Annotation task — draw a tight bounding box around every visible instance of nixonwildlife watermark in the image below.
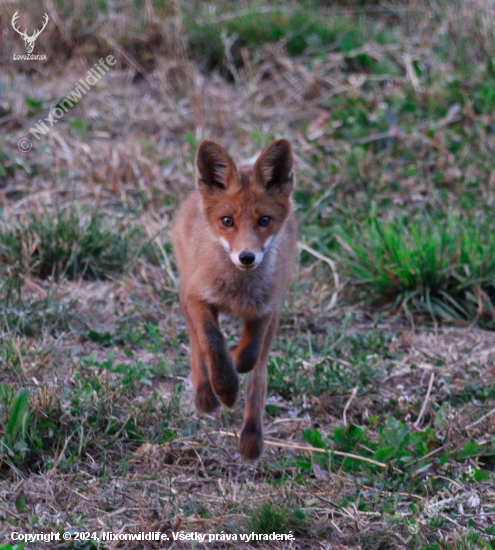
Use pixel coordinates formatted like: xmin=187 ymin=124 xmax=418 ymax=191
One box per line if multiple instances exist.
xmin=392 ymin=456 xmax=488 ymax=545
xmin=18 ymin=56 xmax=116 ymax=152
xmin=12 ymin=10 xmax=48 ymax=60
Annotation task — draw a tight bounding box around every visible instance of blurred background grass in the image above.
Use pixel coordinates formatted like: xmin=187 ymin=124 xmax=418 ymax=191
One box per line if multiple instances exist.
xmin=2 ymin=0 xmax=495 ymax=324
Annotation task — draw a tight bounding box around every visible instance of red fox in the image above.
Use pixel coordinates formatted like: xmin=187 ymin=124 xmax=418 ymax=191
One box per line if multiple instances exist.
xmin=172 ymin=139 xmax=298 ymax=460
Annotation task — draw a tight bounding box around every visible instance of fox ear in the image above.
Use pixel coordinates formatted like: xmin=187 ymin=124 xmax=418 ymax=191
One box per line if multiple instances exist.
xmin=253 ymin=139 xmax=294 ymax=194
xmin=196 ymin=140 xmax=237 ymax=194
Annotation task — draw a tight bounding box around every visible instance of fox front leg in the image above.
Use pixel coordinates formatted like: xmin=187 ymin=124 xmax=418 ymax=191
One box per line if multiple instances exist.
xmin=181 ymin=297 xmax=220 ymax=413
xmin=184 ymin=296 xmax=239 ymax=408
xmin=232 ymin=316 xmax=273 ymax=374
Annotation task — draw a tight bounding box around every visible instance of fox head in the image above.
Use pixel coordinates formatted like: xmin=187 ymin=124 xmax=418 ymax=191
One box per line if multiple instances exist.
xmin=196 ymin=139 xmax=295 ymax=271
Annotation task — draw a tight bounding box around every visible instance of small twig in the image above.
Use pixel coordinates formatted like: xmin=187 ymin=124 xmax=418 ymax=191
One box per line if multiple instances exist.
xmin=343 ymin=386 xmax=358 ymax=427
xmin=403 ymin=53 xmax=421 ymax=91
xmin=352 ymin=126 xmax=403 ymax=145
xmin=69 ymin=488 xmax=91 ymax=501
xmin=465 ymin=406 xmax=495 ymax=431
xmin=203 ymin=426 xmax=234 ymax=460
xmin=207 ymin=6 xmax=289 ymax=25
xmin=414 ymin=372 xmax=435 ymax=429
xmin=46 ymin=435 xmax=73 ymax=476
xmin=142 ymin=225 xmax=178 ymax=288
xmin=0 ymin=503 xmax=25 ymax=522
xmin=299 ymin=242 xmax=339 ymax=309
xmin=218 ymin=431 xmax=388 ymax=469
xmin=180 ymin=513 xmax=243 ymax=524
xmin=220 ymin=31 xmax=242 ymax=90
xmin=410 ymin=443 xmax=452 ymax=466
xmin=99 ymin=34 xmax=159 ymax=93
xmin=265 ymin=416 xmax=308 ymax=433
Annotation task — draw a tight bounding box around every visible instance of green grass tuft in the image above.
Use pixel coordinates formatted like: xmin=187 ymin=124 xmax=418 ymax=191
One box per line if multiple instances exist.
xmin=336 ymin=208 xmax=495 ymax=324
xmin=187 ymin=7 xmax=393 ymax=73
xmin=244 ymin=501 xmax=307 ymax=539
xmin=0 ymin=275 xmax=75 ymax=337
xmin=0 ymin=386 xmax=31 ymax=469
xmin=0 ymin=209 xmax=137 ymax=280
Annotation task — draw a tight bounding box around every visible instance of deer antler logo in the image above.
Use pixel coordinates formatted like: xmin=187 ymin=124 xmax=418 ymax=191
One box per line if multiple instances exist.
xmin=12 ymin=10 xmax=49 ymax=54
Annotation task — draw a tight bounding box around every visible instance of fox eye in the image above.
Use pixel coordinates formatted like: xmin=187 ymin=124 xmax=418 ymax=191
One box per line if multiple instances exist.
xmin=221 ymin=216 xmax=234 ymax=227
xmin=259 ymin=216 xmax=271 ymax=227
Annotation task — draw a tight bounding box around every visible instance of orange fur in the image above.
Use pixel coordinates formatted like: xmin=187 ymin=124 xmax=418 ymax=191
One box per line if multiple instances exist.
xmin=172 ymin=139 xmax=298 ymax=460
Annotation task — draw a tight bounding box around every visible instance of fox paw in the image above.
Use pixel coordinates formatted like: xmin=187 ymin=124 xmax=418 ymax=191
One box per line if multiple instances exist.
xmin=211 ymin=365 xmax=239 ymax=408
xmin=195 ymin=380 xmax=221 ymax=414
xmin=239 ymin=420 xmax=264 ymax=460
xmin=231 ymin=344 xmax=258 ymax=374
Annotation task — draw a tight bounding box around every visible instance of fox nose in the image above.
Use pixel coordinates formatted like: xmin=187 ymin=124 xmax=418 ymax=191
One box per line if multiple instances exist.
xmin=239 ymin=251 xmax=256 ymax=266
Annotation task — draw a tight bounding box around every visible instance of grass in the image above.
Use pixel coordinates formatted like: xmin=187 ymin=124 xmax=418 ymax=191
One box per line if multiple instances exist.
xmin=0 ymin=276 xmax=74 ymax=337
xmin=0 ymin=365 xmax=187 ymax=473
xmin=186 ymin=7 xmax=393 ymax=73
xmin=1 ymin=0 xmax=495 ymax=548
xmin=336 ymin=209 xmax=495 ymax=324
xmin=0 ymin=209 xmax=137 ymax=280
xmin=0 ymin=387 xmax=30 ymax=469
xmin=267 ymin=326 xmax=389 ymax=407
xmin=244 ymin=500 xmax=308 ymax=540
